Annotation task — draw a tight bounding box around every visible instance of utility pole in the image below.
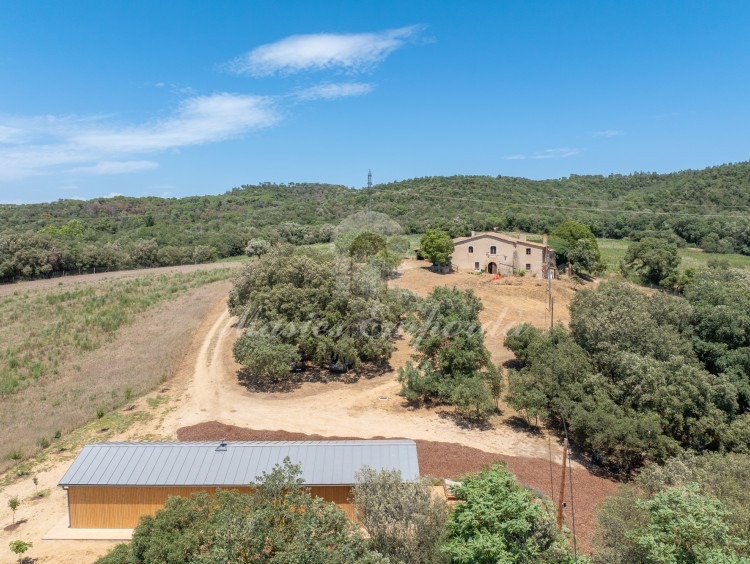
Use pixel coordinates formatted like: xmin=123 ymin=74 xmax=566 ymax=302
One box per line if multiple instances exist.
xmin=556 ymin=438 xmax=568 ymax=530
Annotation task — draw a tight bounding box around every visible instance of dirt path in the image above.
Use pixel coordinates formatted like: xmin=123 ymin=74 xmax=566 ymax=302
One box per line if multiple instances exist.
xmin=158 ymin=303 xmax=559 ymax=462
xmin=0 ymin=259 xmax=614 ymax=562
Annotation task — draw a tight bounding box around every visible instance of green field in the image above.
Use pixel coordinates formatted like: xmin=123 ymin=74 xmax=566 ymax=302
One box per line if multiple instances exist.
xmin=597 ymin=238 xmax=750 ymax=272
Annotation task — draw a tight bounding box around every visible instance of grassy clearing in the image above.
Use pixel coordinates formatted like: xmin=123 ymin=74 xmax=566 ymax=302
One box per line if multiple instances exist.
xmin=0 ymin=269 xmax=233 ymax=473
xmin=0 ymin=407 xmax=153 ymax=489
xmin=597 ymin=238 xmax=750 ymax=273
xmin=0 ymin=268 xmax=234 ymax=397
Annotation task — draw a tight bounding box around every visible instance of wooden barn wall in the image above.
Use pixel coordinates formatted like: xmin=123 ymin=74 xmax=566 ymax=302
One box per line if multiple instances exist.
xmin=67 ymin=485 xmax=354 ymax=528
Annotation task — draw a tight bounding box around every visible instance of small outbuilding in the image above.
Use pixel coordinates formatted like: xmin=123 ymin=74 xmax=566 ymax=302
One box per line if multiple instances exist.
xmin=58 ymin=440 xmax=419 ymax=529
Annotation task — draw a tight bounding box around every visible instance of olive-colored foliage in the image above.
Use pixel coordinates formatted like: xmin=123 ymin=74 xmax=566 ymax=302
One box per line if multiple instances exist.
xmin=349 ymin=232 xmax=387 ymax=261
xmin=621 ymin=237 xmax=681 ymax=285
xmin=245 ymin=238 xmax=270 ymax=259
xmin=232 ymin=332 xmax=299 ymax=382
xmin=593 ymin=453 xmax=750 ymax=563
xmin=419 ymin=229 xmax=454 ymax=266
xmin=507 ymin=279 xmax=749 ymax=471
xmin=96 ymin=459 xmax=383 ymax=564
xmin=353 ymin=467 xmax=449 ymax=564
xmin=443 ymin=464 xmax=580 ymax=563
xmin=399 ymin=286 xmax=500 ymax=421
xmin=229 ymin=246 xmax=408 ymax=385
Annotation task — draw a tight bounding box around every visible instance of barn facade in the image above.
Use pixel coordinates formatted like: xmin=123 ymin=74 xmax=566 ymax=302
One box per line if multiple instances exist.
xmin=58 ymin=440 xmax=419 ymax=529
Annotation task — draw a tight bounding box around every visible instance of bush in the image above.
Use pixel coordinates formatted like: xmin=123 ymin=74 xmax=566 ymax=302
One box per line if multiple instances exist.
xmin=96 ymin=459 xmax=383 ymax=563
xmin=443 ymin=464 xmax=578 ymax=563
xmin=353 ymin=467 xmax=449 ymax=563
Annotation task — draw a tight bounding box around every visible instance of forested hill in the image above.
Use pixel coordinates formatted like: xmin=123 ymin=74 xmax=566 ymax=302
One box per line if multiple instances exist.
xmin=2 ymin=161 xmax=750 ymax=278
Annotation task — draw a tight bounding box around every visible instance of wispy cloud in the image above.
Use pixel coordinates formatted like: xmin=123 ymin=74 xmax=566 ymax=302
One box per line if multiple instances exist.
xmin=0 ymin=93 xmax=278 ymax=181
xmin=593 ymin=129 xmax=624 ymax=138
xmin=228 ymin=26 xmax=423 ymax=76
xmin=533 ymin=148 xmax=581 ymax=159
xmin=70 ymin=160 xmax=159 ymax=175
xmin=294 ymin=82 xmax=374 ymax=101
xmin=505 ymin=148 xmax=581 ymax=161
xmin=71 ymin=94 xmax=278 ymax=153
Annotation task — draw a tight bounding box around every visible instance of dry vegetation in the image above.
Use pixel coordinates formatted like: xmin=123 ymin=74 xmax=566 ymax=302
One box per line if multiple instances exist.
xmin=0 ymin=268 xmax=236 ymax=473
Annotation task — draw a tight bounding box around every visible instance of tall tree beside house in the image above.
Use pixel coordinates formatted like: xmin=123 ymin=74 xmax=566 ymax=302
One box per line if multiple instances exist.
xmin=419 ymin=229 xmax=454 ymax=266
xmin=549 ymin=220 xmax=603 ymax=270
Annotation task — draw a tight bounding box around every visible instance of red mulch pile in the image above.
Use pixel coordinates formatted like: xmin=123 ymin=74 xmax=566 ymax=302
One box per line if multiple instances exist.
xmin=178 ymin=421 xmax=619 ymax=553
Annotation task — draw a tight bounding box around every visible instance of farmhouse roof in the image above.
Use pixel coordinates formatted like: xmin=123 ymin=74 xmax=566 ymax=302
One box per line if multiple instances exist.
xmin=453 ymin=232 xmax=547 ymax=248
xmin=58 ymin=440 xmax=420 ymax=487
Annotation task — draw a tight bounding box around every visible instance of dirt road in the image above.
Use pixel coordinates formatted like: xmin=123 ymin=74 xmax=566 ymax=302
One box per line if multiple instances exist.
xmin=0 ymin=259 xmax=613 ymax=562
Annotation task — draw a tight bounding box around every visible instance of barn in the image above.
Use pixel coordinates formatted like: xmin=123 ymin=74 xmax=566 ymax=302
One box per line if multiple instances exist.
xmin=58 ymin=439 xmax=420 ymax=529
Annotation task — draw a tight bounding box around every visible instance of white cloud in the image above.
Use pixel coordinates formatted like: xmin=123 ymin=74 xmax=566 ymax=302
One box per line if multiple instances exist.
xmin=0 ymin=93 xmax=278 ymax=181
xmin=70 ymin=160 xmax=159 ymax=175
xmin=504 ymin=148 xmax=582 ymax=161
xmin=72 ymin=93 xmax=278 ymax=152
xmin=593 ymin=129 xmax=624 ymax=138
xmin=294 ymin=82 xmax=374 ymax=101
xmin=229 ymin=26 xmax=422 ymax=76
xmin=533 ymin=148 xmax=581 ymax=159
xmin=103 ymin=192 xmax=124 ymax=198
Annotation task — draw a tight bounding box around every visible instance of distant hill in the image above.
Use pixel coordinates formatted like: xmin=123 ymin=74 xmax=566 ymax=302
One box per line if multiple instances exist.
xmin=2 ymin=161 xmax=750 ymax=278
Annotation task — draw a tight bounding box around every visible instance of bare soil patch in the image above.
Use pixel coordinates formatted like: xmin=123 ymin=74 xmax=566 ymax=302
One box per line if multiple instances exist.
xmin=178 ymin=422 xmax=617 ymax=553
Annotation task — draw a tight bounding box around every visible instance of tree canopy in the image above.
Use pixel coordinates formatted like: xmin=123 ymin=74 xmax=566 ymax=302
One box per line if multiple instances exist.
xmin=505 ymin=278 xmax=750 ymax=472
xmin=229 ymin=246 xmax=412 ymax=386
xmin=419 ymin=229 xmax=454 ymax=266
xmin=443 ymin=464 xmax=579 ymax=563
xmin=622 ymin=237 xmax=681 ymax=285
xmin=96 ymin=459 xmax=383 ymax=564
xmin=399 ymin=286 xmax=501 ymax=421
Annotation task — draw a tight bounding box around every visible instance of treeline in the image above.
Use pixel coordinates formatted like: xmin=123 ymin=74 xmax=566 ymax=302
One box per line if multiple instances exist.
xmin=2 ymin=161 xmax=750 ymax=278
xmin=506 ymin=267 xmax=750 ymax=473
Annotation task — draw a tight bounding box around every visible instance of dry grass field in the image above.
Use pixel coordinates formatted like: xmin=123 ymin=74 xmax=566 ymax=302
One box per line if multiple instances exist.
xmin=0 ymin=266 xmax=239 ymax=473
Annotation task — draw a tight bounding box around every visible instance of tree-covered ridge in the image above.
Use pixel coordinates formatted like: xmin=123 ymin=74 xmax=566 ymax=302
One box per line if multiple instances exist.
xmin=2 ymin=160 xmax=750 ymax=241
xmin=4 ymin=161 xmax=750 ymax=279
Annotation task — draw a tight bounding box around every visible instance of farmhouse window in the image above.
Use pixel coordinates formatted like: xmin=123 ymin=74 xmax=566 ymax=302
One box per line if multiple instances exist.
xmin=468 ymin=246 xmax=474 ymax=253
xmin=490 ymin=246 xmax=497 ymax=254
xmin=525 ymin=263 xmax=531 ymax=271
xmin=526 ymin=248 xmax=532 ymax=255
xmin=474 ymin=262 xmax=480 ymax=271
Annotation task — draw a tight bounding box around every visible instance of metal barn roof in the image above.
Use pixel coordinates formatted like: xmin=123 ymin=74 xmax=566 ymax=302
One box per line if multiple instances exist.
xmin=58 ymin=440 xmax=419 ymax=487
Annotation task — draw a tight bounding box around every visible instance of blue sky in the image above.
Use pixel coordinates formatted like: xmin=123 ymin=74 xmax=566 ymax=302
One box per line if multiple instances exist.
xmin=1 ymin=1 xmax=749 ymax=203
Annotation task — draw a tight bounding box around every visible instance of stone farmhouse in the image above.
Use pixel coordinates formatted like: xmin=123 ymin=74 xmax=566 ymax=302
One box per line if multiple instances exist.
xmin=452 ymin=231 xmax=555 ymax=279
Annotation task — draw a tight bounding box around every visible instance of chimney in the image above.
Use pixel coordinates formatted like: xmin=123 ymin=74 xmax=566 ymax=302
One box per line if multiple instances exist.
xmin=543 ymin=234 xmax=548 ymax=246
xmin=519 ymin=233 xmax=527 ymax=242
xmin=471 ymin=230 xmax=475 ymax=237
